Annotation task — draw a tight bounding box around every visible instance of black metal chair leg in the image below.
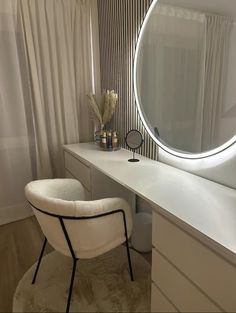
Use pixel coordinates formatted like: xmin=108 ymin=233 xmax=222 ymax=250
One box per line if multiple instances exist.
xmin=32 ymin=237 xmax=47 ymax=284
xmin=125 ymin=236 xmax=134 ymax=281
xmin=122 ymin=211 xmax=134 ymax=282
xmin=66 ymin=258 xmax=78 ymax=313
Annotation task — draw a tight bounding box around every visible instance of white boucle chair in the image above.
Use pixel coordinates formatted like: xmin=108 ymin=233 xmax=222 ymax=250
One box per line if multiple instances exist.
xmin=25 ymin=178 xmax=133 ymax=313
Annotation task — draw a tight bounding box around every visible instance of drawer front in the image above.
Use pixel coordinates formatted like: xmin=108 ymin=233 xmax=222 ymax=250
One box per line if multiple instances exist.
xmin=152 ymin=249 xmax=220 ymax=312
xmin=64 ymin=151 xmax=91 ymax=190
xmin=65 ymin=170 xmax=91 ymax=200
xmin=153 ymin=212 xmax=236 ymax=312
xmin=151 ymin=283 xmax=177 ymax=312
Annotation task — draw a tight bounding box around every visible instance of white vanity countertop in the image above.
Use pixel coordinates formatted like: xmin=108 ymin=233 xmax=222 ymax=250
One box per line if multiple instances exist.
xmin=64 ymin=143 xmax=236 ymax=264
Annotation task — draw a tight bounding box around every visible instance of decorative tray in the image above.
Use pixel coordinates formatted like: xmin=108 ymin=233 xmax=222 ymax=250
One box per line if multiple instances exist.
xmin=99 ymin=146 xmax=121 ymax=152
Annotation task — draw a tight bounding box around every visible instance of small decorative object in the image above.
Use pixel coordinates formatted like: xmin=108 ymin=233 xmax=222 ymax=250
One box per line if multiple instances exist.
xmin=107 ymin=130 xmax=112 ymax=149
xmin=101 ymin=131 xmax=107 ymax=149
xmin=87 ymin=90 xmax=118 ymax=133
xmin=98 ymin=129 xmax=120 ymax=151
xmin=112 ymin=131 xmax=118 ymax=148
xmin=87 ymin=90 xmax=120 ymax=151
xmin=125 ymin=129 xmax=144 ymax=162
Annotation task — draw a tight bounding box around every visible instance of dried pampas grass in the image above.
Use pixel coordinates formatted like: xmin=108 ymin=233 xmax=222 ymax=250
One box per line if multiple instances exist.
xmin=87 ymin=93 xmax=102 ymax=124
xmin=87 ymin=90 xmax=118 ymax=126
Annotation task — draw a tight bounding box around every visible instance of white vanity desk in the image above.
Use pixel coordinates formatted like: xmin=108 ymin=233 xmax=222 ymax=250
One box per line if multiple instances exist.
xmin=63 ymin=142 xmax=236 ymax=313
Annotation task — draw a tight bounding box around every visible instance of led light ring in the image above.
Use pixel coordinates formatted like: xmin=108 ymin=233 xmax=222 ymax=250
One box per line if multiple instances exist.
xmin=133 ymin=0 xmax=236 ymax=159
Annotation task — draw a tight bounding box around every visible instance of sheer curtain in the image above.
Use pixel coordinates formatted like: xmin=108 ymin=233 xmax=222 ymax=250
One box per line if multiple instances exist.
xmin=202 ymin=14 xmax=233 ymax=150
xmin=141 ymin=4 xmax=206 ymax=152
xmin=0 ymin=0 xmax=34 ymax=224
xmin=0 ymin=0 xmax=101 ymax=225
xmin=20 ymin=0 xmax=101 ymax=178
xmin=140 ymin=4 xmax=233 ymax=153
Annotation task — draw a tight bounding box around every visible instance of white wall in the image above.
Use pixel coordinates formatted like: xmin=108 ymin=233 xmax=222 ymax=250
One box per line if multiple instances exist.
xmin=159 ymin=143 xmax=236 ymax=189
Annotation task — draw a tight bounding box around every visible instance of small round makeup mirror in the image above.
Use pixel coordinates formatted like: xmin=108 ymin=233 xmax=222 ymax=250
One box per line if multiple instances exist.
xmin=125 ymin=129 xmax=144 ymax=162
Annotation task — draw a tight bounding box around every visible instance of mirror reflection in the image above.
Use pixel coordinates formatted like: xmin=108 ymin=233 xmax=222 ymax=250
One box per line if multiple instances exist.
xmin=136 ymin=0 xmax=236 ymax=154
xmin=125 ymin=130 xmax=144 ymax=162
xmin=125 ymin=130 xmax=143 ymax=150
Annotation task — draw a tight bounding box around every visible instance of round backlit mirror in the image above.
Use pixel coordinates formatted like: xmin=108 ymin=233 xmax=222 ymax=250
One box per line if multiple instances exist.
xmin=134 ymin=0 xmax=236 ymax=159
xmin=125 ymin=129 xmax=144 ymax=162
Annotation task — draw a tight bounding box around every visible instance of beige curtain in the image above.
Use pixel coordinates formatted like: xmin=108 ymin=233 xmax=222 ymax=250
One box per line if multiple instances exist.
xmin=0 ymin=0 xmax=100 ymax=225
xmin=19 ymin=0 xmax=101 ymax=178
xmin=202 ymin=14 xmax=233 ymax=151
xmin=140 ymin=4 xmax=206 ymax=153
xmin=0 ymin=0 xmax=35 ymax=225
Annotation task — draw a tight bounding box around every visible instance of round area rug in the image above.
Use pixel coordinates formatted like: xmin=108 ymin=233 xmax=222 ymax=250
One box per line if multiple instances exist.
xmin=13 ymin=246 xmax=151 ymax=312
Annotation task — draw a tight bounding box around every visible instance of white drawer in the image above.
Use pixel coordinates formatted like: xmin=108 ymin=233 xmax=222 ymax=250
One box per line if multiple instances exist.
xmin=65 ymin=170 xmax=91 ymax=200
xmin=64 ymin=151 xmax=91 ymax=191
xmin=152 ymin=249 xmax=220 ymax=312
xmin=151 ymin=282 xmax=177 ymax=312
xmin=153 ymin=212 xmax=236 ymax=312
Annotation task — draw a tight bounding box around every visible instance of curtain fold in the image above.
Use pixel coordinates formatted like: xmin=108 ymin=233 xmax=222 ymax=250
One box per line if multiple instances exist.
xmin=0 ymin=0 xmax=34 ymax=225
xmin=19 ymin=0 xmax=101 ymax=178
xmin=0 ymin=0 xmax=101 ymax=225
xmin=202 ymin=14 xmax=233 ymax=150
xmin=74 ymin=0 xmax=101 ymax=143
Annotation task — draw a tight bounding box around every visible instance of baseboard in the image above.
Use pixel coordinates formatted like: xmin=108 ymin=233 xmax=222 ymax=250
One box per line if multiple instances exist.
xmin=0 ymin=202 xmax=33 ymax=226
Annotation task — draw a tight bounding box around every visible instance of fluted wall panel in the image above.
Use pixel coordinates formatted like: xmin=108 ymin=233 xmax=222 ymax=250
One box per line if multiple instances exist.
xmin=97 ymin=0 xmax=158 ymax=160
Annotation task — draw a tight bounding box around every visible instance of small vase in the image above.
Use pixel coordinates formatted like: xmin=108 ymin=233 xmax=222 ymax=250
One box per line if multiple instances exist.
xmin=94 ymin=124 xmax=105 ymax=145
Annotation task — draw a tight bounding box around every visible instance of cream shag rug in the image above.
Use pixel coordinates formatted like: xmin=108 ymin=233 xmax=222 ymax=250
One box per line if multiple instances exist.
xmin=13 ymin=246 xmax=151 ymax=312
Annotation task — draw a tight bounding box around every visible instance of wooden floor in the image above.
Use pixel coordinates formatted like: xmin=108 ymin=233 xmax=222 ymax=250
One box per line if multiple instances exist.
xmin=0 ymin=217 xmax=52 ymax=312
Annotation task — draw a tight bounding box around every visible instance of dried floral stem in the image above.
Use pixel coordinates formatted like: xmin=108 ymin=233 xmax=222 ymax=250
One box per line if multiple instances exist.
xmin=87 ymin=93 xmax=102 ymax=124
xmin=87 ymin=90 xmax=118 ymax=126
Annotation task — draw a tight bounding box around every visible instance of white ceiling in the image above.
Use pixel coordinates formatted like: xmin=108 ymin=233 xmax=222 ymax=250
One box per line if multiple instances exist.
xmin=159 ymin=0 xmax=236 ymax=18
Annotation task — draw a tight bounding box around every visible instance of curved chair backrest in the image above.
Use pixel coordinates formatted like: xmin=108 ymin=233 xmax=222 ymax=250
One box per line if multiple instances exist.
xmin=25 ymin=179 xmax=133 ymax=259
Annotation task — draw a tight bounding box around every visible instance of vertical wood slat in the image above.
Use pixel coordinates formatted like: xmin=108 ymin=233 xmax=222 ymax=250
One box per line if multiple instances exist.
xmin=97 ymin=0 xmax=157 ymax=160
